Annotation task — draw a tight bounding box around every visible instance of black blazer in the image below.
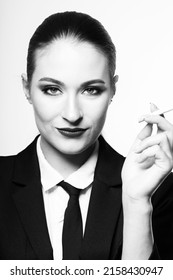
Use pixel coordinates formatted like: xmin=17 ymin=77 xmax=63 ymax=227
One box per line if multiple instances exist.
xmin=0 ymin=136 xmax=172 ymax=259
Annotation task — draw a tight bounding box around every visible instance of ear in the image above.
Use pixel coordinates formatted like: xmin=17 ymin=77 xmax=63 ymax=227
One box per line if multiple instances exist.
xmin=109 ymin=74 xmax=119 ymax=104
xmin=21 ymin=73 xmax=32 ymax=104
xmin=114 ymin=74 xmax=119 ymax=84
xmin=113 ymin=74 xmax=119 ymax=95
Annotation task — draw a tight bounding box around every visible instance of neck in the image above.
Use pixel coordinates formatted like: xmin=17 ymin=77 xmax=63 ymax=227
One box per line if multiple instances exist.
xmin=40 ymin=137 xmax=96 ymax=178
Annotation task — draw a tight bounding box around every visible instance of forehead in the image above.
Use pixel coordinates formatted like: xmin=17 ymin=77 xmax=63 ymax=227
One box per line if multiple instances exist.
xmin=33 ymin=38 xmax=110 ymax=84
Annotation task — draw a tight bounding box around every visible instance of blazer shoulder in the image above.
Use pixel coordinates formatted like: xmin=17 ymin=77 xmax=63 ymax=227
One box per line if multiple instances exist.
xmin=0 ymin=155 xmax=16 ymax=177
xmin=0 ymin=155 xmax=16 ymax=167
xmin=0 ymin=137 xmax=39 ymax=184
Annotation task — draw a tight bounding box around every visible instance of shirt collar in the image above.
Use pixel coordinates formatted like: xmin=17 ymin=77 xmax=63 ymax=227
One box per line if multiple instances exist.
xmin=36 ymin=136 xmax=99 ymax=192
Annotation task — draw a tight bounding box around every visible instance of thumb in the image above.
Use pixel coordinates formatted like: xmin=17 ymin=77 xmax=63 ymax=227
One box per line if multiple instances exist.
xmin=137 ymin=123 xmax=153 ymax=141
xmin=129 ymin=123 xmax=153 ymax=152
xmin=150 ymin=103 xmax=164 ymax=133
xmin=150 ymin=102 xmax=159 ymax=113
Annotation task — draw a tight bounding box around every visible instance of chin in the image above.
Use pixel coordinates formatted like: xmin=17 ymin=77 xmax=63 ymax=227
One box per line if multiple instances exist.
xmin=59 ymin=147 xmax=88 ymax=156
xmin=57 ymin=141 xmax=93 ymax=156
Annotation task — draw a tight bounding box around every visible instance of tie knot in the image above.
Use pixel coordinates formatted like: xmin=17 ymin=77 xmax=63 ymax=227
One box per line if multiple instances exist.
xmin=60 ymin=181 xmax=81 ymax=197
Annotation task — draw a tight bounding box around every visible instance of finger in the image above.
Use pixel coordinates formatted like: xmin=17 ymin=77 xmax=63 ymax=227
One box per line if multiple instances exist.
xmin=150 ymin=102 xmax=159 ymax=113
xmin=138 ymin=114 xmax=172 ymax=132
xmin=137 ymin=123 xmax=153 ymax=141
xmin=129 ymin=123 xmax=153 ymax=153
xmin=150 ymin=102 xmax=164 ymax=120
xmin=136 ymin=145 xmax=171 ymax=171
xmin=137 ymin=145 xmax=173 ymax=173
xmin=149 ymin=103 xmax=164 ymax=134
xmin=149 ymin=103 xmax=164 ymax=117
xmin=136 ymin=145 xmax=161 ymax=163
xmin=135 ymin=132 xmax=172 ymax=159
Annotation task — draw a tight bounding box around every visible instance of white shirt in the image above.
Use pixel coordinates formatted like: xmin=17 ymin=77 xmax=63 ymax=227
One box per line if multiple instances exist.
xmin=36 ymin=137 xmax=99 ymax=260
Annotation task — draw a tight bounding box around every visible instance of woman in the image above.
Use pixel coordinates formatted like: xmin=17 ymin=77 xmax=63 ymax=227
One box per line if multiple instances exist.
xmin=0 ymin=11 xmax=173 ymax=260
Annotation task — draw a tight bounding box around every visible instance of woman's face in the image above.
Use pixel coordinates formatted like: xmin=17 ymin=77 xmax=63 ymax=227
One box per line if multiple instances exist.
xmin=24 ymin=38 xmax=114 ymax=156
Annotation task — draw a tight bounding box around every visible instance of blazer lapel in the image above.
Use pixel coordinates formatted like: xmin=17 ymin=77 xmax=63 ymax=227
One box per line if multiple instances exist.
xmin=11 ymin=136 xmax=124 ymax=260
xmin=11 ymin=137 xmax=53 ymax=260
xmin=81 ymin=136 xmax=125 ymax=259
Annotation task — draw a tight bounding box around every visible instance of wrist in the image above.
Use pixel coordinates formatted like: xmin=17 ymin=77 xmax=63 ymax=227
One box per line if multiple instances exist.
xmin=122 ymin=193 xmax=153 ymax=215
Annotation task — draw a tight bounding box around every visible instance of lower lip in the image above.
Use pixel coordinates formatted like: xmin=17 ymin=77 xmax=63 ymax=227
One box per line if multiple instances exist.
xmin=57 ymin=129 xmax=87 ymax=138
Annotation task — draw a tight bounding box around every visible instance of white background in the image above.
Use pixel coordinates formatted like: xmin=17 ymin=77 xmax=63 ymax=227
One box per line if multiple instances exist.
xmin=0 ymin=0 xmax=173 ymax=156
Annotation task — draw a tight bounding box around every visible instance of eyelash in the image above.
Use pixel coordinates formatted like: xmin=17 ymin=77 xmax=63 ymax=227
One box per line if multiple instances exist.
xmin=82 ymin=87 xmax=102 ymax=96
xmin=41 ymin=86 xmax=103 ymax=96
xmin=41 ymin=86 xmax=62 ymax=96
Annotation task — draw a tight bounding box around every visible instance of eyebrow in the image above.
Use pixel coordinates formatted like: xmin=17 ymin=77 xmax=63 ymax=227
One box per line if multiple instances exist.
xmin=38 ymin=77 xmax=106 ymax=87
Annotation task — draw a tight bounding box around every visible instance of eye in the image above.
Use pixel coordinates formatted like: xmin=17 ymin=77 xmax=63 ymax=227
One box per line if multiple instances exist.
xmin=82 ymin=87 xmax=102 ymax=96
xmin=41 ymin=86 xmax=62 ymax=96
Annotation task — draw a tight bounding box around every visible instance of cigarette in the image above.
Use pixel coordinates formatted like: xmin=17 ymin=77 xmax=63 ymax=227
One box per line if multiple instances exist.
xmin=151 ymin=108 xmax=173 ymax=115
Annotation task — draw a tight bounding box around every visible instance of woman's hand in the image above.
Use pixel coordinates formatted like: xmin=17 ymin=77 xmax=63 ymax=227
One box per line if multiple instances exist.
xmin=122 ymin=105 xmax=173 ymax=202
xmin=121 ymin=104 xmax=173 ymax=259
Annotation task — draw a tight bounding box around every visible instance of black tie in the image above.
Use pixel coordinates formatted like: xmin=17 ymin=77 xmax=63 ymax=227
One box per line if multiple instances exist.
xmin=61 ymin=181 xmax=83 ymax=259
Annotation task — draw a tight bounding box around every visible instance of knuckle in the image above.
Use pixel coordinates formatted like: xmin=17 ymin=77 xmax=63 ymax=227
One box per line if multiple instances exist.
xmin=169 ymin=157 xmax=173 ymax=168
xmin=160 ymin=132 xmax=167 ymax=141
xmin=154 ymin=144 xmax=160 ymax=152
xmin=167 ymin=131 xmax=173 ymax=142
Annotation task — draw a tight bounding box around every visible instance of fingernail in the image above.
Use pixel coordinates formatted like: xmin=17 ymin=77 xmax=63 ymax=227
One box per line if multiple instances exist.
xmin=150 ymin=102 xmax=159 ymax=113
xmin=138 ymin=115 xmax=145 ymax=123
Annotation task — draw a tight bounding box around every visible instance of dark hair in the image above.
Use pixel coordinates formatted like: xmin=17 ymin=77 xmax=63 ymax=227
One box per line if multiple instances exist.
xmin=27 ymin=11 xmax=116 ymax=87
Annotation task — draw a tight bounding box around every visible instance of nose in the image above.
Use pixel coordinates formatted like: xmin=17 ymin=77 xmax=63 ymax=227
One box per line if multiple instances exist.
xmin=61 ymin=95 xmax=83 ymax=124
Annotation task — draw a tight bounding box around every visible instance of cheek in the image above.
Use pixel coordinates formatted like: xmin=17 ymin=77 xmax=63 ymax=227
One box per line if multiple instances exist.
xmin=89 ymin=101 xmax=109 ymax=128
xmin=32 ymin=97 xmax=58 ymax=123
